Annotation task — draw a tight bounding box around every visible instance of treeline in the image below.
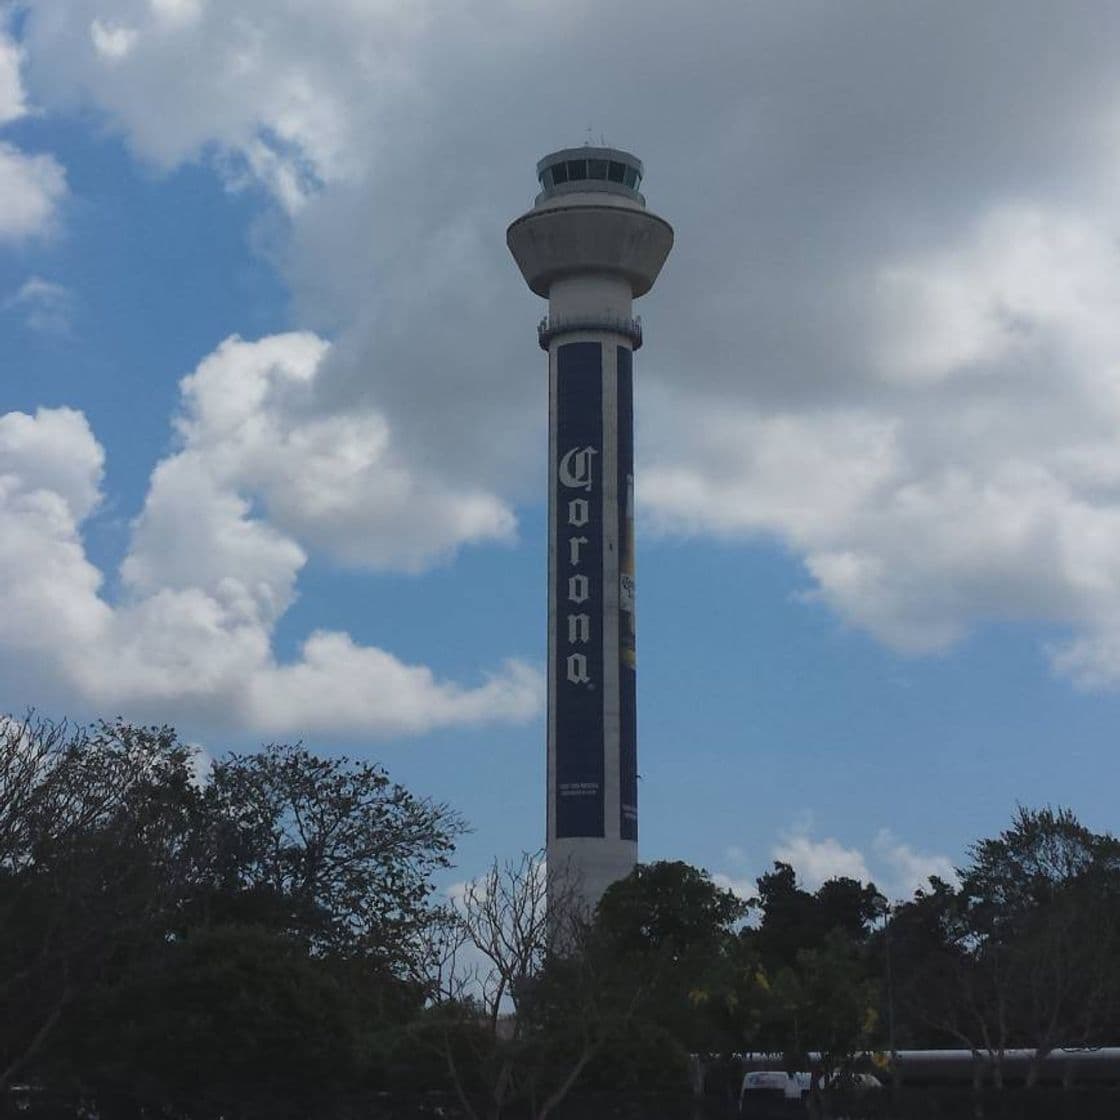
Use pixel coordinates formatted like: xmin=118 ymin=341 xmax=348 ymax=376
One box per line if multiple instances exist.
xmin=2 ymin=717 xmax=1120 ymax=1119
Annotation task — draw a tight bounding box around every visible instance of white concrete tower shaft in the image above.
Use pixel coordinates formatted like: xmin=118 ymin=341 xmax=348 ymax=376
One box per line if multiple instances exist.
xmin=507 ymin=147 xmax=673 ymax=915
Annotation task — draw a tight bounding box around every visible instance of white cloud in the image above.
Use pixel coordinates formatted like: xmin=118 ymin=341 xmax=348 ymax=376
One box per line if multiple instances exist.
xmin=186 ymin=741 xmax=214 ymax=787
xmin=0 ymin=407 xmax=103 ymax=519
xmin=248 ymin=634 xmax=541 ymax=736
xmin=0 ymin=410 xmax=110 ymax=675
xmin=90 ymin=19 xmax=138 ymax=62
xmin=0 ymin=142 xmax=65 ymax=241
xmin=714 ymin=822 xmax=957 ymax=903
xmin=123 ymin=462 xmax=306 ymax=625
xmin=872 ymin=829 xmax=958 ymax=897
xmin=0 ymin=24 xmax=66 ymax=242
xmin=772 ymin=831 xmax=872 ymax=890
xmin=642 ymin=403 xmax=901 ymax=546
xmin=711 ymin=845 xmax=760 ymax=902
xmin=149 ymin=0 xmax=204 ymax=29
xmin=0 ymin=335 xmax=540 ymax=736
xmin=27 ymin=0 xmax=375 ymax=191
xmin=129 ymin=332 xmax=516 ymax=578
xmin=20 ymin=0 xmax=1120 ymax=690
xmin=643 ymin=206 xmax=1120 ymax=668
xmin=1049 ymin=632 xmax=1120 ymax=690
xmin=875 ymin=206 xmax=1120 ymax=385
xmin=0 ymin=24 xmax=26 ymax=123
xmin=3 ymin=276 xmax=71 ymax=332
xmin=711 ymin=872 xmax=756 ymax=902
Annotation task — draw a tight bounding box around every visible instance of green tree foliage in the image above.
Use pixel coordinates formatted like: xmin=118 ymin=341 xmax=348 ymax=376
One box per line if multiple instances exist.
xmin=0 ymin=715 xmax=463 ymax=1108
xmin=765 ymin=931 xmax=883 ymax=1112
xmin=0 ymin=717 xmax=203 ymax=1090
xmin=747 ymin=865 xmax=886 ymax=1102
xmin=196 ymin=742 xmax=464 ymax=968
xmin=6 ymin=711 xmax=1120 ymax=1115
xmin=419 ymin=859 xmax=747 ymax=1119
xmin=597 ymin=860 xmax=748 ymax=959
xmin=69 ymin=925 xmax=369 ymax=1119
xmin=889 ymin=806 xmax=1120 ymax=1086
xmin=596 ymin=861 xmax=749 ymax=1057
xmin=755 ymin=862 xmax=885 ymax=971
xmin=588 ymin=861 xmax=889 ymax=1108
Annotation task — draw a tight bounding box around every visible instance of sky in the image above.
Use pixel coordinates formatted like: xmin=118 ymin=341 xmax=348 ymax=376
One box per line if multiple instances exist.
xmin=5 ymin=0 xmax=1120 ymax=904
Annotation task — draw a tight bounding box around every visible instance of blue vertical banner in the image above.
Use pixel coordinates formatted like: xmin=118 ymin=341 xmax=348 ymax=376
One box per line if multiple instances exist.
xmin=554 ymin=342 xmax=605 ymax=838
xmin=617 ymin=346 xmax=638 ymax=842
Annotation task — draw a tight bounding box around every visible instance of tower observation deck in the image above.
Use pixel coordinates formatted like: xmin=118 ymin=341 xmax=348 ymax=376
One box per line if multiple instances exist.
xmin=507 ymin=146 xmax=673 ymax=915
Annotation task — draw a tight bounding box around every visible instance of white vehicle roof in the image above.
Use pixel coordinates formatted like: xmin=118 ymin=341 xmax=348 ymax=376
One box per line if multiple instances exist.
xmin=740 ymin=1071 xmax=812 ymax=1100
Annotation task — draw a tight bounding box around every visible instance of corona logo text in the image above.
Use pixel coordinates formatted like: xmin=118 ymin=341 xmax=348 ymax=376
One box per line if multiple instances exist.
xmin=560 ymin=445 xmax=597 ymax=687
xmin=559 ymin=446 xmax=597 ymax=492
xmin=566 ymin=653 xmax=591 ymax=685
xmin=568 ymin=499 xmax=589 ymax=527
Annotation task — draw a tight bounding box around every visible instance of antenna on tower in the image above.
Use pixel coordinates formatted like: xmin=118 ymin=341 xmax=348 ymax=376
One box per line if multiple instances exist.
xmin=584 ymin=125 xmax=593 ymax=147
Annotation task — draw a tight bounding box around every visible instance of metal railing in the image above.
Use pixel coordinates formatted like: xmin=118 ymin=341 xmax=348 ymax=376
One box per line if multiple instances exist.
xmin=537 ymin=314 xmax=643 ymax=350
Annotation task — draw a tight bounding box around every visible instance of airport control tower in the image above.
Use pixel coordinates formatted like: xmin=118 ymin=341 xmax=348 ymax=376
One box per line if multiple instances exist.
xmin=508 ymin=146 xmax=673 ymax=913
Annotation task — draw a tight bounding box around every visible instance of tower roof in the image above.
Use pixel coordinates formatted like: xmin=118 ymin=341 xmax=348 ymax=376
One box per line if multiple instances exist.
xmin=509 ymin=142 xmax=671 ymax=298
xmin=535 ymin=146 xmax=645 ymax=205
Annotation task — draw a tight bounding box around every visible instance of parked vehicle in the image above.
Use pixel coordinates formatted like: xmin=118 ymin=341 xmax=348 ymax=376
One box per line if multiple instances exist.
xmin=739 ymin=1070 xmax=811 ymax=1116
xmin=740 ymin=1069 xmax=884 ymax=1117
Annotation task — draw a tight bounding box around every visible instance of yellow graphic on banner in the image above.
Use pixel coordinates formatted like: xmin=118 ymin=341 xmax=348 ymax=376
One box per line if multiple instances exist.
xmin=620 ymin=473 xmax=636 ymax=668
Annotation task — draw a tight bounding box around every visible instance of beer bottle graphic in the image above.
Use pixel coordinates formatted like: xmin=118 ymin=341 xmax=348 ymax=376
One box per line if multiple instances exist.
xmin=620 ymin=473 xmax=636 ymax=668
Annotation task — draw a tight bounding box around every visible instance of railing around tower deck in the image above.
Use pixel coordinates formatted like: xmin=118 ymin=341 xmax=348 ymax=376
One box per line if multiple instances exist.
xmin=537 ymin=314 xmax=643 ymax=350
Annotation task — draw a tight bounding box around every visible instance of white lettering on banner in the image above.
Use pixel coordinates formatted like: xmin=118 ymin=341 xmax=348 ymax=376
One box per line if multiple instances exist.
xmin=568 ymin=614 xmax=590 ymax=643
xmin=559 ymin=445 xmax=598 ymax=688
xmin=568 ymin=536 xmax=589 ymax=565
xmin=566 ymin=653 xmax=591 ymax=685
xmin=559 ymin=446 xmax=597 ymax=491
xmin=558 ymin=781 xmax=599 ymax=797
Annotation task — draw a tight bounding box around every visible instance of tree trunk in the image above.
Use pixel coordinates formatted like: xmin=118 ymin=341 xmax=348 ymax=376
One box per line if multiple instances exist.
xmin=1026 ymin=1045 xmax=1051 ymax=1088
xmin=439 ymin=1036 xmax=481 ymax=1120
xmin=535 ymin=1042 xmax=596 ymax=1120
xmin=0 ymin=988 xmax=70 ymax=1091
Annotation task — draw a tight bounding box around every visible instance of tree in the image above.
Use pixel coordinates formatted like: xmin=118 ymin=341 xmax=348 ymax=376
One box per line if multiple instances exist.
xmin=754 ymin=862 xmax=884 ymax=972
xmin=423 ymin=852 xmax=582 ymax=1120
xmin=595 ymin=861 xmax=750 ymax=1057
xmin=597 ymin=860 xmax=747 ymax=960
xmin=965 ymin=806 xmax=1120 ymax=1084
xmin=0 ymin=717 xmax=467 ymax=1109
xmin=889 ymin=806 xmax=1120 ymax=1088
xmin=69 ymin=924 xmax=372 ymax=1120
xmin=889 ymin=874 xmax=1019 ymax=1082
xmin=0 ymin=716 xmax=202 ymax=1091
xmin=423 ymin=852 xmax=664 ymax=1120
xmin=195 ymin=742 xmax=466 ymax=972
xmin=764 ymin=932 xmax=883 ymax=1117
xmin=740 ymin=863 xmax=888 ymax=1114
